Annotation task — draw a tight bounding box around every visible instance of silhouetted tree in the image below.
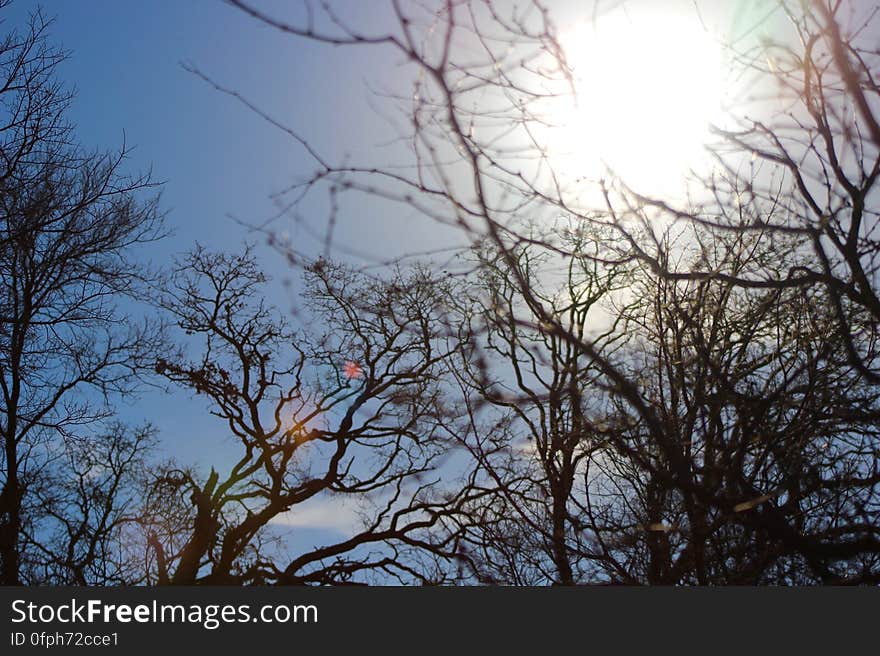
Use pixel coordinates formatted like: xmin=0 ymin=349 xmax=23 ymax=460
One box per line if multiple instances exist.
xmin=145 ymin=247 xmax=476 ymax=584
xmin=22 ymin=422 xmax=156 ymax=584
xmin=447 ymin=229 xmax=629 ymax=584
xmin=449 ymin=226 xmax=879 ymax=584
xmin=0 ymin=3 xmax=164 ymax=584
xmin=598 ymin=230 xmax=880 ymax=583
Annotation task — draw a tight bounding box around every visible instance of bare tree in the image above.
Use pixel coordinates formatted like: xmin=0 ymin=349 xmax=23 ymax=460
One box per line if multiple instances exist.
xmin=145 ymin=247 xmax=476 ymax=584
xmin=447 ymin=229 xmax=630 ymax=584
xmin=21 ymin=422 xmax=156 ymax=585
xmin=450 ymin=226 xmax=879 ymax=584
xmin=0 ymin=3 xmax=165 ymax=584
xmin=607 ymin=230 xmax=880 ymax=583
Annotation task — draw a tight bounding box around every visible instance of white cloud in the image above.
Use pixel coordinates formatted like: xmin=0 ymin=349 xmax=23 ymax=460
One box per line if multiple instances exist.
xmin=271 ymin=496 xmax=366 ymax=534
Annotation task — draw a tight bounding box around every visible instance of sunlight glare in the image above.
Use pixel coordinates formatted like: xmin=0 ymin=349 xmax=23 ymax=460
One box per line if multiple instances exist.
xmin=551 ymin=10 xmax=724 ymax=194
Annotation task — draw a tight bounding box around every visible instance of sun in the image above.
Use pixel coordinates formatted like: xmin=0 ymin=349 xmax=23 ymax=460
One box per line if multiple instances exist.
xmin=549 ymin=9 xmax=724 ymax=194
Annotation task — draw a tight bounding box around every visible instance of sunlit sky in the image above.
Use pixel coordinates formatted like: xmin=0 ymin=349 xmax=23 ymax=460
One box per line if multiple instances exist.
xmin=5 ymin=0 xmax=791 ymax=542
xmin=555 ymin=9 xmax=724 ymax=190
xmin=542 ymin=1 xmax=790 ymax=200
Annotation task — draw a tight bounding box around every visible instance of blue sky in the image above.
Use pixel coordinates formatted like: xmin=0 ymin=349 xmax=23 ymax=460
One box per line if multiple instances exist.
xmin=13 ymin=1 xmax=413 ymax=253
